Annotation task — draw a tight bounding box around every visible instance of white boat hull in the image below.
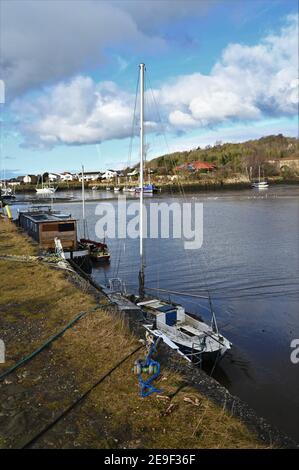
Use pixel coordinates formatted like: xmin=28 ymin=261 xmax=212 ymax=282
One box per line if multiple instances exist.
xmin=138 ymin=298 xmax=231 ymax=363
xmin=251 ymin=182 xmax=269 ymax=189
xmin=36 ymin=187 xmax=56 ymax=195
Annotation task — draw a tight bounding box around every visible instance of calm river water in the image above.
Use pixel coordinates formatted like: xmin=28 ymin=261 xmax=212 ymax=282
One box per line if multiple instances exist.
xmin=12 ymin=185 xmax=299 ymax=442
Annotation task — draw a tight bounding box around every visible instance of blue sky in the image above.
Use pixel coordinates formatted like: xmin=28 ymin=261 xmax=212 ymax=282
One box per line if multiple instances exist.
xmin=0 ymin=0 xmax=298 ymax=177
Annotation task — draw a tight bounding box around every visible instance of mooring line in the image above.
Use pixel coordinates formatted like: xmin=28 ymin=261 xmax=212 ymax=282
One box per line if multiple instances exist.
xmin=0 ymin=303 xmax=113 ymax=382
xmin=20 ymin=344 xmax=144 ymax=449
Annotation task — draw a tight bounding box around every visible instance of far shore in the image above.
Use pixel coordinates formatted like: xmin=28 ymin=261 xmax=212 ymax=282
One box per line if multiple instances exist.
xmin=9 ymin=176 xmax=299 ymax=194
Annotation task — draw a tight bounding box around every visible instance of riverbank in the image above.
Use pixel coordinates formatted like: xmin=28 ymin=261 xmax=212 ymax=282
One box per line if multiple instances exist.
xmin=0 ymin=218 xmax=295 ymax=449
xmin=10 ymin=176 xmax=299 ymax=194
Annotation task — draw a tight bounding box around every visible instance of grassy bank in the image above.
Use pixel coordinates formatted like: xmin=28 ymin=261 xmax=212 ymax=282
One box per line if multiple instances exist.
xmin=0 ymin=218 xmax=268 ymax=449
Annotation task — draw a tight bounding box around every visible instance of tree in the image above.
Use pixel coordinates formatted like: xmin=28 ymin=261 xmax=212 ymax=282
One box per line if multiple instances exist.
xmin=42 ymin=172 xmax=49 ymax=182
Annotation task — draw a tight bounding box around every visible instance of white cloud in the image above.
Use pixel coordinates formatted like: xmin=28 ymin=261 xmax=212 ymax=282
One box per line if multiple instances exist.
xmin=9 ymin=14 xmax=299 ymax=148
xmin=157 ymin=14 xmax=298 ymax=127
xmin=0 ymin=0 xmax=209 ymax=99
xmin=12 ymin=77 xmax=135 ymax=147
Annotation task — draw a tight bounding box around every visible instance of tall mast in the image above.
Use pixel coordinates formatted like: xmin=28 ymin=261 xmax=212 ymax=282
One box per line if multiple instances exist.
xmin=258 ymin=165 xmax=261 ymax=182
xmin=81 ymin=164 xmax=86 ymax=238
xmin=139 ymin=63 xmax=145 ymax=298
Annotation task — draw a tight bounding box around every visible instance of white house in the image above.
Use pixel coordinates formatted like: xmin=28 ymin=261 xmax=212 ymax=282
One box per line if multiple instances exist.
xmin=59 ymin=172 xmax=74 ymax=181
xmin=78 ymin=171 xmax=102 ymax=181
xmin=48 ymin=173 xmax=61 ymax=182
xmin=7 ymin=179 xmax=21 ymax=187
xmin=23 ymin=175 xmax=33 ymax=184
xmin=101 ymin=170 xmax=118 ymax=180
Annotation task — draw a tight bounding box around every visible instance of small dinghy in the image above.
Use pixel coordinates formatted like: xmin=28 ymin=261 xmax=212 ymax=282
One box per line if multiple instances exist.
xmin=79 ymin=238 xmax=110 ymax=262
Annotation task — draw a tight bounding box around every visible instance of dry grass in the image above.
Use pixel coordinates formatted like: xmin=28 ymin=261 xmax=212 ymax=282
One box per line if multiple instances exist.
xmin=57 ymin=353 xmax=264 ymax=449
xmin=0 ymin=219 xmax=37 ymax=256
xmin=0 ymin=218 xmax=266 ymax=449
xmin=0 ymin=219 xmax=97 ymax=368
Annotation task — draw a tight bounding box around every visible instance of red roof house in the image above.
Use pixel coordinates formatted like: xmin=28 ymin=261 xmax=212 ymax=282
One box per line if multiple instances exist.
xmin=175 ymin=161 xmax=215 ymax=172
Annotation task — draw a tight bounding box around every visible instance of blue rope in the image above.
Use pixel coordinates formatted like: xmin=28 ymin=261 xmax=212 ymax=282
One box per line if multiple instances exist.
xmin=137 ymin=358 xmax=161 ymax=397
xmin=135 ymin=337 xmax=161 ymax=397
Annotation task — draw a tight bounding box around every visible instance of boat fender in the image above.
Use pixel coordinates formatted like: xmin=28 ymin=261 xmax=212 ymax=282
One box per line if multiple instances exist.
xmin=5 ymin=205 xmax=12 ymax=220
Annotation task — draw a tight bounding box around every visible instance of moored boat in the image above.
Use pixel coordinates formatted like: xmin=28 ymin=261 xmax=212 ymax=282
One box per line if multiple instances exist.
xmin=128 ymin=64 xmax=231 ymax=364
xmin=0 ymin=186 xmax=16 ymax=200
xmin=137 ymin=298 xmax=231 ymax=362
xmin=36 ymin=174 xmax=56 ymax=195
xmin=79 ymin=165 xmax=111 ymax=263
xmin=251 ymin=166 xmax=269 ymax=189
xmin=36 ymin=187 xmax=56 ymax=195
xmin=134 ymin=183 xmax=158 ymax=194
xmin=251 ymin=181 xmax=269 ymax=189
xmin=79 ymin=238 xmax=110 ymax=262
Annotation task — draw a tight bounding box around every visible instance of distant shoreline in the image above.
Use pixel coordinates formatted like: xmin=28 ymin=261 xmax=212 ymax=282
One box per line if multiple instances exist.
xmin=10 ymin=177 xmax=299 ymax=194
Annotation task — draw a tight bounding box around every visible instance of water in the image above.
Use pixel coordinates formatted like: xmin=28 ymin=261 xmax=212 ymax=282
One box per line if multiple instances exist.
xmin=10 ymin=185 xmax=299 ymax=441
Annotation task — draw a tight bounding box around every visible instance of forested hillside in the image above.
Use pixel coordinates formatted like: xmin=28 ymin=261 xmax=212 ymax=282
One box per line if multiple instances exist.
xmin=148 ymin=134 xmax=299 ymax=177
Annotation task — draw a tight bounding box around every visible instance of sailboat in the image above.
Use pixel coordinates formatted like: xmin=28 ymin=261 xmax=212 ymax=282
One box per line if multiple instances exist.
xmin=251 ymin=166 xmax=269 ymax=189
xmin=123 ymin=176 xmax=133 ymax=192
xmin=113 ymin=174 xmax=121 ymax=192
xmin=135 ymin=165 xmax=158 ymax=194
xmin=132 ymin=64 xmax=231 ymax=363
xmin=36 ymin=174 xmax=56 ymax=195
xmin=0 ymin=185 xmax=16 ymax=200
xmin=79 ymin=165 xmax=110 ymax=262
xmin=134 ymin=183 xmax=158 ymax=194
xmin=0 ymin=168 xmax=16 ymax=201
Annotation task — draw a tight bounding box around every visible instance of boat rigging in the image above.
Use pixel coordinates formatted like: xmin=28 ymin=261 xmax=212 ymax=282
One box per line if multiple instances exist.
xmin=111 ymin=63 xmax=232 ymax=364
xmin=79 ymin=165 xmax=110 ymax=262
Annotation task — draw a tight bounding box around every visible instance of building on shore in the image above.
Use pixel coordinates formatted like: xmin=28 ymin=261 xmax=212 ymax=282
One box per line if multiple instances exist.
xmin=175 ymin=161 xmax=216 ymax=172
xmin=267 ymin=155 xmax=299 ymax=173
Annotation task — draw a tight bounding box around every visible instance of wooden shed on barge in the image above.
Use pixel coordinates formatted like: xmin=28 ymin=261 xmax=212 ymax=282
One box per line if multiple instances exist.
xmin=18 ymin=207 xmax=77 ymax=251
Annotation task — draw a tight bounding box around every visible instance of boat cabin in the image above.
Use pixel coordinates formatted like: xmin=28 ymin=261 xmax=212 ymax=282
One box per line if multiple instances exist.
xmin=137 ymin=299 xmax=185 ymax=326
xmin=18 ymin=207 xmax=77 ymax=251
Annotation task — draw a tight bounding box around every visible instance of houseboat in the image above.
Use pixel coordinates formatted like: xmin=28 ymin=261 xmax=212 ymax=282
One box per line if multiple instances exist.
xmin=17 ymin=207 xmax=91 ymax=271
xmin=18 ymin=207 xmax=77 ymax=251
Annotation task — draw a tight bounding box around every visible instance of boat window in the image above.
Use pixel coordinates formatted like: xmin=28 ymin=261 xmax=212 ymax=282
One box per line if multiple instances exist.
xmin=42 ymin=223 xmax=59 ymax=232
xmin=58 ymin=223 xmax=75 ymax=232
